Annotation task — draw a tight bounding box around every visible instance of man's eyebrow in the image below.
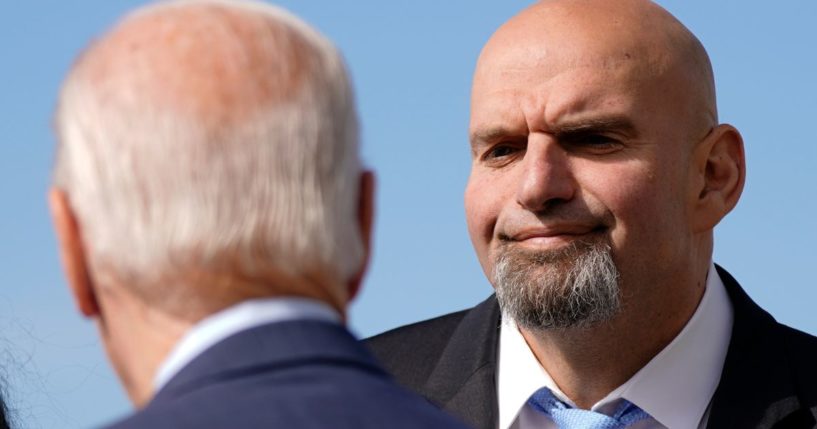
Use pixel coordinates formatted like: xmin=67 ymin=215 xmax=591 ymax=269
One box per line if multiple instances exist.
xmin=468 ymin=116 xmax=637 ymax=150
xmin=550 ymin=116 xmax=637 ymax=137
xmin=469 ymin=127 xmax=524 ymax=146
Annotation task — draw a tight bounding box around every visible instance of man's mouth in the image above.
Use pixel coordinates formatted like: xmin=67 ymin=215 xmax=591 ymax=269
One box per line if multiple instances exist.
xmin=498 ymin=225 xmax=607 ymax=250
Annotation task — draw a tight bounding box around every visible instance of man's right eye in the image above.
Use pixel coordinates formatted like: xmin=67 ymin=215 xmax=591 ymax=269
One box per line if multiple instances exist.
xmin=484 ymin=144 xmax=517 ymax=160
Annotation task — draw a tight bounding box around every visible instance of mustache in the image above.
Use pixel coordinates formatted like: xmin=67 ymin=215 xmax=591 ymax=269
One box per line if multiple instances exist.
xmin=496 ymin=212 xmax=612 ymax=243
xmin=497 ymin=225 xmax=608 ymax=243
xmin=495 ymin=237 xmax=609 ymax=264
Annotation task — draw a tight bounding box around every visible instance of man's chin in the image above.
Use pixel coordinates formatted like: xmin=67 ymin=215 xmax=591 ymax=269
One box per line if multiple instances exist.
xmin=492 ymin=238 xmax=621 ymax=330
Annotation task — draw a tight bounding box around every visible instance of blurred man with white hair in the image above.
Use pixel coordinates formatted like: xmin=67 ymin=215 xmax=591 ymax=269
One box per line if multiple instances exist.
xmin=49 ymin=1 xmax=470 ymax=428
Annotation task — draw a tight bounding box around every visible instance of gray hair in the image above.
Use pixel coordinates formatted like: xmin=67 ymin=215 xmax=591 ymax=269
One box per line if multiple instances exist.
xmin=52 ymin=0 xmax=363 ymax=307
xmin=494 ymin=240 xmax=620 ymax=330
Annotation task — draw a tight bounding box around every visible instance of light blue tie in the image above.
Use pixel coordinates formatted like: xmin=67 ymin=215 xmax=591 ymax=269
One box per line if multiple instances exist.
xmin=527 ymin=388 xmax=650 ymax=429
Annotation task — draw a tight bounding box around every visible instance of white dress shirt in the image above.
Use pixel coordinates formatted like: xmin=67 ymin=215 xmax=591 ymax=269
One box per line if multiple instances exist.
xmin=153 ymin=297 xmax=341 ymax=391
xmin=498 ymin=263 xmax=734 ymax=429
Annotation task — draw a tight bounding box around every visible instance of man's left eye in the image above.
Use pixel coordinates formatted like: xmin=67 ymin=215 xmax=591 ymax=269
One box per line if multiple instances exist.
xmin=561 ymin=133 xmax=623 ymax=153
xmin=581 ymin=134 xmax=618 ymax=145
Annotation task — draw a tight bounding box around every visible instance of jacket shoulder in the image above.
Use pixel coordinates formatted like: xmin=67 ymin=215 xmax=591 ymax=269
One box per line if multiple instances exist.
xmin=104 ymin=356 xmax=472 ymax=429
xmin=703 ymin=267 xmax=817 ymax=427
xmin=718 ymin=265 xmax=817 ymax=400
xmin=780 ymin=324 xmax=817 ymax=400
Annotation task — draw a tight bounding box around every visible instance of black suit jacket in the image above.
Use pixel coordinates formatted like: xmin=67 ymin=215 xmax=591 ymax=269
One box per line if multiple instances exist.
xmin=106 ymin=320 xmax=470 ymax=429
xmin=366 ymin=267 xmax=817 ymax=428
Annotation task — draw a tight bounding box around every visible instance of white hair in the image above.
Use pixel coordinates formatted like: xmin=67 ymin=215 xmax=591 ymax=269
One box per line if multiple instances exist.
xmin=52 ymin=0 xmax=363 ymax=304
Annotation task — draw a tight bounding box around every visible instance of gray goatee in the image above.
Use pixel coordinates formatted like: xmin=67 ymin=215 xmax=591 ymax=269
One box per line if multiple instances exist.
xmin=493 ymin=239 xmax=620 ymax=330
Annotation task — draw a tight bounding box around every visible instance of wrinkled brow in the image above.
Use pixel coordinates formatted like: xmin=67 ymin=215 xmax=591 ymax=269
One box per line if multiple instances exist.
xmin=549 ymin=116 xmax=637 ymax=139
xmin=469 ymin=116 xmax=637 ymax=150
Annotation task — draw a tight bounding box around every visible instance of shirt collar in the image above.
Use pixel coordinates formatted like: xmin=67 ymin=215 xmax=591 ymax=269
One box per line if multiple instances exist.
xmin=498 ymin=313 xmax=564 ymax=429
xmin=153 ymin=297 xmax=340 ymax=391
xmin=497 ymin=262 xmax=734 ymax=429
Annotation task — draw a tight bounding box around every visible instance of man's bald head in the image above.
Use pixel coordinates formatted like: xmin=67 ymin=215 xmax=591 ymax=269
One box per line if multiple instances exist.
xmin=53 ymin=0 xmax=364 ymax=318
xmin=474 ymin=0 xmax=717 ymax=139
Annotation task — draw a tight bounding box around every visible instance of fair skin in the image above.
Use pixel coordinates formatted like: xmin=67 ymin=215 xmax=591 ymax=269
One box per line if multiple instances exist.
xmin=465 ymin=0 xmax=745 ymax=408
xmin=49 ymin=5 xmax=376 ymax=407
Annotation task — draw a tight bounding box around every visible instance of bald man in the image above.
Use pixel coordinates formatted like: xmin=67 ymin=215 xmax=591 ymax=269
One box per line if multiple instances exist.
xmin=367 ymin=1 xmax=817 ymax=428
xmin=49 ymin=1 xmax=470 ymax=428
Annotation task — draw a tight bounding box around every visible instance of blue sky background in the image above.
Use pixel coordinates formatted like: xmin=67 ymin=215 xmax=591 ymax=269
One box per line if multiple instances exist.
xmin=0 ymin=1 xmax=815 ymax=428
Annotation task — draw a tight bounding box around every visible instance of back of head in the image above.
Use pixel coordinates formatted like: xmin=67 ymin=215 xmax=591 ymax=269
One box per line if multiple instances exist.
xmin=53 ymin=0 xmax=363 ymax=318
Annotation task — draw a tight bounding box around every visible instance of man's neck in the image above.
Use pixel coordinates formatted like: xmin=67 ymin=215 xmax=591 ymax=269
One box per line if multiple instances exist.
xmin=96 ymin=286 xmax=191 ymax=407
xmin=519 ymin=267 xmax=708 ymax=409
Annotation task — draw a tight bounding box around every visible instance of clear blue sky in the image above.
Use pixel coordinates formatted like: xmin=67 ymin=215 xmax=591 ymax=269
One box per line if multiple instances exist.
xmin=1 ymin=1 xmax=815 ymax=427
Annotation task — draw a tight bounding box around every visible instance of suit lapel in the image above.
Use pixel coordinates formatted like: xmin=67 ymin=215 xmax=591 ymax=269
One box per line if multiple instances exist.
xmin=707 ymin=266 xmax=815 ymax=428
xmin=423 ymin=296 xmax=502 ymax=429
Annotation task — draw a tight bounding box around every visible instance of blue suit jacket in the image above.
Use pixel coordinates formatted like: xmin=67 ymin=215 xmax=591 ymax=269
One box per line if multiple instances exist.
xmin=105 ymin=320 xmax=470 ymax=428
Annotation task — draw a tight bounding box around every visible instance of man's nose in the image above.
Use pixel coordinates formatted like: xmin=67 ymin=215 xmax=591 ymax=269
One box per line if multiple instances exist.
xmin=515 ymin=138 xmax=576 ymax=212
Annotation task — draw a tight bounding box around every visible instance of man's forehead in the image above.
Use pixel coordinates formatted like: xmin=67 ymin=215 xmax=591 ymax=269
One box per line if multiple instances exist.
xmin=473 ymin=11 xmax=669 ymax=97
xmin=470 ymin=64 xmax=640 ymax=137
xmin=469 ymin=0 xmax=716 ymax=139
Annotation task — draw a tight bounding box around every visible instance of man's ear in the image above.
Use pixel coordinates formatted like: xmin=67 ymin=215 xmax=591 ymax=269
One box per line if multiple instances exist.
xmin=346 ymin=170 xmax=375 ymax=302
xmin=48 ymin=188 xmax=100 ymax=317
xmin=691 ymin=124 xmax=746 ymax=232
